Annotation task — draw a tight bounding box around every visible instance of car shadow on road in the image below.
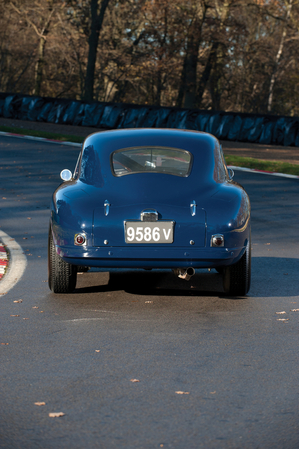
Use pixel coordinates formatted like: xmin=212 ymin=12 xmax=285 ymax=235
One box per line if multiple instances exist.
xmin=74 ymin=269 xmax=242 ymax=299
xmin=73 ymin=256 xmax=299 ymax=299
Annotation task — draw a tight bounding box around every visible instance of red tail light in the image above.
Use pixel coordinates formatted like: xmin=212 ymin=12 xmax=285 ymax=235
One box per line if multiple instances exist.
xmin=74 ymin=233 xmax=86 ymax=246
xmin=211 ymin=234 xmax=224 ymax=247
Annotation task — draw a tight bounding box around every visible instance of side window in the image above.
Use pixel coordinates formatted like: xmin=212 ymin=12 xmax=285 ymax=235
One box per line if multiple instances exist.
xmin=79 ymin=145 xmax=104 ymax=188
xmin=220 ymin=145 xmax=229 ymax=180
xmin=73 ymin=150 xmax=82 ymax=179
xmin=213 ymin=142 xmax=228 ymax=183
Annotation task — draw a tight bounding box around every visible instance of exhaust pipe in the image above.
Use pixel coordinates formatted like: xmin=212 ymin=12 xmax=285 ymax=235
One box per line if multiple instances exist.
xmin=173 ymin=267 xmax=195 ymax=281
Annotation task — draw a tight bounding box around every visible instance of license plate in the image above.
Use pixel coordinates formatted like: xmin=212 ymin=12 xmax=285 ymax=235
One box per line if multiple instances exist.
xmin=124 ymin=221 xmax=174 ymax=244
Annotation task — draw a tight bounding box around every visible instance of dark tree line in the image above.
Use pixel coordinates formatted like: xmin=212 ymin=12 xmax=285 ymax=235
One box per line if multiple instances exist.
xmin=1 ymin=0 xmax=298 ymax=116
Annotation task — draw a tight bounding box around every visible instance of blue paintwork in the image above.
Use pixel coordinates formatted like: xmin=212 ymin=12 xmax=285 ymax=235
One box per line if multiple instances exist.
xmin=50 ymin=129 xmax=250 ymax=269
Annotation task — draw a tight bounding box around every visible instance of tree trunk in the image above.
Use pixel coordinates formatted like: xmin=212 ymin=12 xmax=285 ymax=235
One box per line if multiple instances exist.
xmin=176 ymin=4 xmax=207 ymax=109
xmin=196 ymin=0 xmax=231 ymax=109
xmin=209 ymin=42 xmax=226 ymax=110
xmin=34 ymin=37 xmax=46 ymax=96
xmin=196 ymin=41 xmax=218 ymax=106
xmin=83 ymin=0 xmax=110 ymax=102
xmin=183 ymin=22 xmax=203 ymax=109
xmin=267 ymin=0 xmax=293 ymax=112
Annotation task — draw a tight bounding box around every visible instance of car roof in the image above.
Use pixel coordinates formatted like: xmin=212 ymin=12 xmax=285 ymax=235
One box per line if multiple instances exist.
xmin=83 ymin=128 xmax=217 ymax=155
xmin=78 ymin=128 xmax=222 ymax=188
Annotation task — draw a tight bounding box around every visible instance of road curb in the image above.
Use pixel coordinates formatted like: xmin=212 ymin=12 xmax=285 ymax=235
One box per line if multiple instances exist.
xmin=0 ymin=242 xmax=8 ymax=281
xmin=0 ymin=131 xmax=298 ymax=179
xmin=0 ymin=231 xmax=27 ymax=296
xmin=228 ymin=165 xmax=299 ymax=179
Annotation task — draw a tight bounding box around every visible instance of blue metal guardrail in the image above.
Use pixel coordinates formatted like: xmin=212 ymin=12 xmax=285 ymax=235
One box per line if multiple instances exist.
xmin=1 ymin=92 xmax=298 ymax=147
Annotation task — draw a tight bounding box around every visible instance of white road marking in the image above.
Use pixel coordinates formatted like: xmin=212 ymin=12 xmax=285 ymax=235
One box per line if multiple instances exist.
xmin=0 ymin=230 xmax=27 ymax=295
xmin=64 ymin=318 xmax=106 ymax=322
xmin=64 ymin=318 xmax=150 ymax=323
xmin=0 ymin=131 xmax=81 ymax=148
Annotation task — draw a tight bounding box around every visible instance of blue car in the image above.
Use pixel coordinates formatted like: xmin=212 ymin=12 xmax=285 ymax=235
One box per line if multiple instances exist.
xmin=48 ymin=128 xmax=251 ymax=295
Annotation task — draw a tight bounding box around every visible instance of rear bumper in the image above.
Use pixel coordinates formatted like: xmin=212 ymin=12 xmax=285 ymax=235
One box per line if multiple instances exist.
xmin=56 ymin=245 xmax=246 ymax=269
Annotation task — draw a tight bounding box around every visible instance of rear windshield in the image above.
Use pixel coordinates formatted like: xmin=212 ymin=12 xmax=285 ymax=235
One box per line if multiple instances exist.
xmin=111 ymin=147 xmax=192 ymax=177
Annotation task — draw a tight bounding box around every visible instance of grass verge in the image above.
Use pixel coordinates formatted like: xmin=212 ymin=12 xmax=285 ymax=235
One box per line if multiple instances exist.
xmin=0 ymin=125 xmax=83 ymax=144
xmin=225 ymin=155 xmax=299 ymax=176
xmin=1 ymin=124 xmax=298 ymax=176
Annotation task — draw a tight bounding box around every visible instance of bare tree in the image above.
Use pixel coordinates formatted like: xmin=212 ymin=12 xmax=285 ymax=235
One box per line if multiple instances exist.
xmin=267 ymin=0 xmax=293 ymax=112
xmin=83 ymin=0 xmax=110 ymax=101
xmin=9 ymin=0 xmax=64 ymax=96
xmin=176 ymin=0 xmax=208 ymax=108
xmin=196 ymin=0 xmax=233 ymax=109
xmin=1 ymin=0 xmax=299 ymax=115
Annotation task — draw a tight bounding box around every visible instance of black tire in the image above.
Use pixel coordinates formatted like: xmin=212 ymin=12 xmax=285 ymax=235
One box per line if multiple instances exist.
xmin=48 ymin=228 xmax=77 ymax=293
xmin=222 ymin=238 xmax=251 ymax=296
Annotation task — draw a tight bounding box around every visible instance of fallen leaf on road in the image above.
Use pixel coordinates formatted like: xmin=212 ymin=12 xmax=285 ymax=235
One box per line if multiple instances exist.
xmin=277 ymin=318 xmax=289 ymax=321
xmin=27 ymin=217 xmax=31 ymax=220
xmin=275 ymin=311 xmax=286 ymax=314
xmin=130 ymin=379 xmax=140 ymax=383
xmin=32 ymin=306 xmax=39 ymax=309
xmin=35 ymin=402 xmax=46 ymax=406
xmin=1 ymin=343 xmax=9 ymax=345
xmin=175 ymin=391 xmax=190 ymax=395
xmin=10 ymin=315 xmax=20 ymax=317
xmin=145 ymin=301 xmax=153 ymax=304
xmin=13 ymin=300 xmax=23 ymax=303
xmin=265 ymin=243 xmax=270 ymax=245
xmin=23 ymin=318 xmax=29 ymax=320
xmin=95 ymin=350 xmax=100 ymax=352
xmin=210 ymin=391 xmax=217 ymax=394
xmin=291 ymin=309 xmax=299 ymax=312
xmin=49 ymin=412 xmax=65 ymax=418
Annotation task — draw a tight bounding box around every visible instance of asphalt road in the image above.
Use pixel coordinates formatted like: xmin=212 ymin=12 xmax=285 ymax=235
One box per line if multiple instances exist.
xmin=0 ymin=135 xmax=299 ymax=449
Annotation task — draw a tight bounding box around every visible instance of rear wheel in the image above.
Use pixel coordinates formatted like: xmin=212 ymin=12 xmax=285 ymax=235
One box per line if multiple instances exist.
xmin=48 ymin=228 xmax=77 ymax=293
xmin=222 ymin=238 xmax=251 ymax=296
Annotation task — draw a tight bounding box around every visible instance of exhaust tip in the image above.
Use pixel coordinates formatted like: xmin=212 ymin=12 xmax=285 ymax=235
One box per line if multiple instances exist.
xmin=173 ymin=267 xmax=195 ymax=281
